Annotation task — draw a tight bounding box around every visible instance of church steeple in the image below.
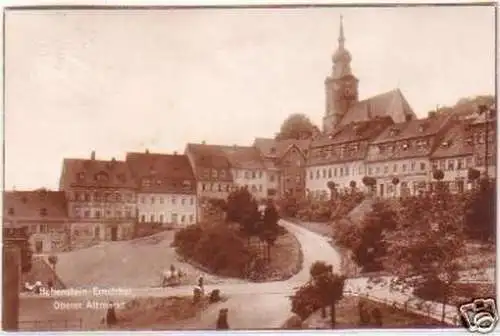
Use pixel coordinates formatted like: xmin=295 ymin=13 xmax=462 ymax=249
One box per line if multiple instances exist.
xmin=332 ymin=14 xmax=352 ymax=78
xmin=323 ymin=15 xmax=359 ymax=134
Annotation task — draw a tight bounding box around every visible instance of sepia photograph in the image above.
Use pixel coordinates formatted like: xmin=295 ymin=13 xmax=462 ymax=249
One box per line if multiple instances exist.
xmin=2 ymin=3 xmax=497 ymax=333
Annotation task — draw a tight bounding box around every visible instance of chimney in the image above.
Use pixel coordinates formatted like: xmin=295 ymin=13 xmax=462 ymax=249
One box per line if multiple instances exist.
xmin=145 ymin=148 xmax=149 ymax=154
xmin=428 ymin=111 xmax=437 ymax=118
xmin=173 ymin=151 xmax=178 ymax=155
xmin=91 ymin=151 xmax=96 ymax=160
xmin=202 ymin=141 xmax=206 ymax=145
xmin=111 ymin=157 xmax=116 ymax=162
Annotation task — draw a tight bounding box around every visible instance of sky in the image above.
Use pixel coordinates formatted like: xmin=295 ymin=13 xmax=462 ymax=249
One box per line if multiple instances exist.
xmin=4 ymin=5 xmax=496 ymax=190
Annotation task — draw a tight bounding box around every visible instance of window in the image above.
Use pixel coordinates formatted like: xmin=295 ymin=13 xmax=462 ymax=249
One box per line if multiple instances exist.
xmin=340 ymin=167 xmax=344 ymax=176
xmin=393 ymin=164 xmax=397 ymax=173
xmin=402 ymin=164 xmax=407 ymax=172
xmin=457 ymin=159 xmax=464 ymax=170
xmin=345 ymin=167 xmax=349 ymax=176
xmin=142 ymin=179 xmax=151 ymax=187
xmin=141 ymin=197 xmax=146 ymax=204
xmin=159 ymin=214 xmax=164 ymax=223
xmin=252 ymin=171 xmax=256 ymax=179
xmin=212 ymin=169 xmax=218 ymax=178
xmin=126 ymin=211 xmax=132 ymax=218
xmin=245 ymin=171 xmax=250 ymax=179
xmin=218 ymin=184 xmax=223 ymax=192
xmin=84 ymin=210 xmax=91 ymax=218
xmin=309 ymin=171 xmax=313 ymax=180
xmin=172 ymin=197 xmax=176 ymax=205
xmin=190 ymin=197 xmax=194 ymax=206
xmin=448 ymin=160 xmax=455 ymax=171
xmin=420 ymin=162 xmax=426 ymax=171
xmin=39 ymin=224 xmax=48 ymax=233
xmin=95 ymin=210 xmax=101 ymax=218
xmin=106 ymin=210 xmax=112 ymax=217
xmin=190 ymin=215 xmax=194 ymax=223
xmin=115 ymin=193 xmax=122 ymax=202
xmin=203 ymin=169 xmax=210 ymax=179
xmin=316 ymin=170 xmax=320 ymax=179
xmin=84 ymin=193 xmax=91 ymax=202
xmin=328 ymin=169 xmax=332 ymax=178
xmin=181 ymin=198 xmax=186 ymax=205
xmin=259 ymin=171 xmax=263 ymax=178
xmin=8 ymin=208 xmax=14 ymax=215
xmin=411 ymin=161 xmax=416 ymax=171
xmin=95 ymin=226 xmax=100 ymax=238
xmin=141 ymin=215 xmax=146 ymax=222
xmin=259 ymin=185 xmax=263 ymax=192
xmin=202 ymin=184 xmax=207 ymax=192
xmin=375 ymin=167 xmax=380 ymax=174
xmin=269 ymin=174 xmax=275 ymax=182
xmin=466 ymin=157 xmax=473 ymax=168
xmin=220 ymin=170 xmax=226 ymax=178
xmin=368 ymin=167 xmax=373 ymax=175
xmin=160 ymin=197 xmax=164 ymax=204
xmin=78 ymin=172 xmax=85 ymax=180
xmin=358 ymin=165 xmax=363 ymax=175
xmin=116 ymin=211 xmax=122 ymax=218
xmin=181 ymin=215 xmax=186 ymax=223
xmin=384 ymin=166 xmax=389 ymax=174
xmin=150 ymin=214 xmax=155 ymax=222
xmin=439 ymin=160 xmax=446 ymax=170
xmin=322 ymin=169 xmax=327 ymax=178
xmin=151 ymin=196 xmax=155 ymax=204
xmin=334 ymin=168 xmax=338 ymax=177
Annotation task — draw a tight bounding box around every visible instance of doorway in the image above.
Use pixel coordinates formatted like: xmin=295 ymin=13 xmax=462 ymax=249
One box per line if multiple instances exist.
xmin=35 ymin=240 xmax=43 ymax=253
xmin=379 ymin=184 xmax=385 ymax=197
xmin=111 ymin=227 xmax=118 ymax=241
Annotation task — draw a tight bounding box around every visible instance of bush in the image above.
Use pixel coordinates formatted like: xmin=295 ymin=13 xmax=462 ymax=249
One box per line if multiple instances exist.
xmin=290 ymin=282 xmax=322 ymax=320
xmin=413 ymin=277 xmax=446 ymax=302
xmin=174 ymin=224 xmax=252 ymax=278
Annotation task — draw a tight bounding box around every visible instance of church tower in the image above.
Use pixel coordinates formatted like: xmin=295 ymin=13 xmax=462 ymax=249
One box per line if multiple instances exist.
xmin=323 ymin=16 xmax=359 ymax=134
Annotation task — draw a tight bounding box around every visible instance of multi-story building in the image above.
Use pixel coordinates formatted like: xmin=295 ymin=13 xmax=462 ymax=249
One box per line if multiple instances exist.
xmin=253 ymin=138 xmax=310 ymax=199
xmin=219 ymin=145 xmax=268 ymax=200
xmin=59 ymin=151 xmax=136 ymax=247
xmin=126 ymin=150 xmax=197 ymax=227
xmin=185 ymin=143 xmax=234 ymax=200
xmin=365 ymin=112 xmax=456 ymax=197
xmin=306 ymin=116 xmax=394 ymax=198
xmin=468 ymin=107 xmax=497 ymax=180
xmin=3 ymin=189 xmax=70 ymax=253
xmin=430 ymin=121 xmax=475 ymax=193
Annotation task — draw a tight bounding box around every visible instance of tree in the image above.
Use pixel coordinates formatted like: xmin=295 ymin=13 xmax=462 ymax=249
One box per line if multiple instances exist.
xmin=464 ymin=179 xmax=496 ymax=242
xmin=290 ymin=261 xmax=345 ymax=328
xmin=327 ymin=181 xmax=337 ymax=200
xmin=362 ymin=176 xmax=376 ymax=195
xmin=467 ymin=167 xmax=481 ymax=182
xmin=259 ymin=200 xmax=281 ymax=261
xmin=349 ymin=180 xmax=357 ymax=190
xmin=382 ymin=179 xmax=467 ymax=325
xmin=226 ymin=187 xmax=261 ymax=239
xmin=391 ymin=177 xmax=400 ymax=197
xmin=432 ymin=169 xmax=444 ymax=181
xmin=275 ymin=114 xmax=317 ymax=140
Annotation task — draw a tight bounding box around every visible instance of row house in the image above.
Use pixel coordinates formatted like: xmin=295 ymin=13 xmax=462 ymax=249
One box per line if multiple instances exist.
xmin=365 ymin=112 xmax=455 ymax=197
xmin=3 ymin=189 xmax=70 ymax=253
xmin=219 ymin=145 xmax=268 ymax=200
xmin=185 ymin=143 xmax=234 ymax=200
xmin=253 ymin=138 xmax=310 ymax=200
xmin=126 ymin=151 xmax=197 ymax=227
xmin=306 ymin=116 xmax=394 ymax=199
xmin=468 ymin=107 xmax=497 ymax=179
xmin=59 ymin=152 xmax=136 ymax=247
xmin=430 ymin=121 xmax=475 ymax=193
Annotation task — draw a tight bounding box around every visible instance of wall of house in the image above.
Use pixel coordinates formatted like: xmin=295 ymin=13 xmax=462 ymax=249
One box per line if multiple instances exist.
xmin=137 ymin=192 xmax=197 ymax=226
xmin=197 ymin=181 xmax=233 ymax=200
xmin=231 ymin=168 xmax=268 ymax=200
xmin=5 ymin=219 xmax=70 ymax=253
xmin=306 ymin=160 xmax=365 ymax=198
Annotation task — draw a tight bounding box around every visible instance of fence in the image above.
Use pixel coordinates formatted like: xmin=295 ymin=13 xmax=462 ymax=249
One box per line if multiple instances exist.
xmin=343 ymin=289 xmax=462 ymax=327
xmin=18 ymin=318 xmax=83 ymax=331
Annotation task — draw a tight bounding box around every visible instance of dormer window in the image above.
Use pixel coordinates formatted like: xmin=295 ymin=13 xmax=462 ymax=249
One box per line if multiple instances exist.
xmin=389 ymin=128 xmax=399 ymax=136
xmin=78 ymin=172 xmax=85 ymax=180
xmin=40 ymin=208 xmax=48 ymax=217
xmin=418 ymin=123 xmax=428 ymax=133
xmin=8 ymin=208 xmax=14 ymax=215
xmin=156 ymin=179 xmax=162 ymax=186
xmin=270 ymin=147 xmax=276 ymax=154
xmin=220 ymin=170 xmax=226 ymax=178
xmin=95 ymin=171 xmax=109 ymax=182
xmin=212 ymin=169 xmax=218 ymax=178
xmin=441 ymin=140 xmax=451 ymax=147
xmin=21 ymin=196 xmax=28 ymax=204
xmin=117 ymin=174 xmax=126 ymax=182
xmin=142 ymin=179 xmax=151 ymax=187
xmin=402 ymin=142 xmax=409 ymax=150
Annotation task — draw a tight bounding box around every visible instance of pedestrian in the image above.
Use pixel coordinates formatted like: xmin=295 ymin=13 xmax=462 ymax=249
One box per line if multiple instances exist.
xmin=216 ymin=308 xmax=229 ymax=330
xmin=106 ymin=301 xmax=117 ymax=327
xmin=198 ymin=275 xmax=205 ymax=295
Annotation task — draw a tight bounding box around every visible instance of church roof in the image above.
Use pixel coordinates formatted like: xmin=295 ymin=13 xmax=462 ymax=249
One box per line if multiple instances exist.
xmin=253 ymin=138 xmax=310 ymax=158
xmin=339 ymin=89 xmax=416 ymax=126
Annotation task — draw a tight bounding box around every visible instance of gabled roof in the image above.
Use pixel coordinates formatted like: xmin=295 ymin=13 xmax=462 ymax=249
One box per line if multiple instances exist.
xmin=308 ymin=117 xmax=393 ymax=166
xmin=371 ymin=111 xmax=454 ymax=145
xmin=59 ymin=158 xmax=136 ymax=190
xmin=339 ymin=89 xmax=416 ymax=126
xmin=313 ymin=116 xmax=394 ymax=147
xmin=125 ymin=152 xmax=196 ymax=194
xmin=4 ymin=190 xmax=68 ymax=219
xmin=218 ymin=145 xmax=266 ymax=170
xmin=253 ymin=138 xmax=310 ymax=158
xmin=431 ymin=121 xmax=474 ymax=159
xmin=185 ymin=143 xmax=234 ymax=182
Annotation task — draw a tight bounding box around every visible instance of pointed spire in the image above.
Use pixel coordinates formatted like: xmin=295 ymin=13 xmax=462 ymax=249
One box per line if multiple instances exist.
xmin=338 ymin=15 xmax=345 ymax=48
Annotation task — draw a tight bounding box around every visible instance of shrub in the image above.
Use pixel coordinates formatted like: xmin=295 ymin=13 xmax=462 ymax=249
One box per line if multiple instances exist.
xmin=173 ymin=225 xmax=203 ymax=258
